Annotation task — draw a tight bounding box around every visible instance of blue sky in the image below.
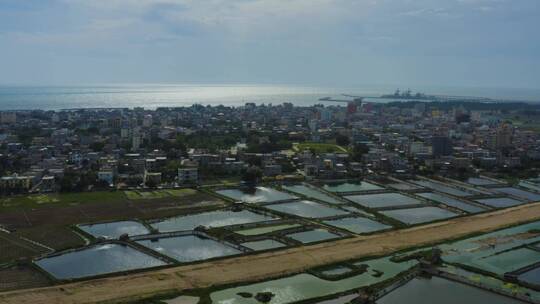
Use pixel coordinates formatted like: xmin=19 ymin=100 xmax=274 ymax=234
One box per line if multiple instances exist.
xmin=0 ymin=0 xmax=539 ymax=88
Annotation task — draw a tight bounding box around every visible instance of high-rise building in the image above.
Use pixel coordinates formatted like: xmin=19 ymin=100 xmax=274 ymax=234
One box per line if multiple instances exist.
xmin=0 ymin=112 xmax=16 ymax=124
xmin=431 ymin=136 xmax=453 ymax=157
xmin=347 ymin=102 xmax=357 ymax=114
xmin=495 ymin=123 xmax=513 ymax=149
xmin=131 ymin=128 xmax=141 ymax=151
xmin=143 ymin=114 xmax=153 ymax=128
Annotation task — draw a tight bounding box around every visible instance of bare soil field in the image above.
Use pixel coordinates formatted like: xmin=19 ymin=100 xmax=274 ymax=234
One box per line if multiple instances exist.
xmin=0 ymin=232 xmax=48 ymax=264
xmin=2 ymin=202 xmax=540 ymax=304
xmin=0 ymin=266 xmax=51 ymax=292
xmin=0 ymin=191 xmax=225 ymax=261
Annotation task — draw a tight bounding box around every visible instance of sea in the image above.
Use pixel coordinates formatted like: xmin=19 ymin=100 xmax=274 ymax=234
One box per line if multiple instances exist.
xmin=0 ymin=84 xmax=539 ymax=111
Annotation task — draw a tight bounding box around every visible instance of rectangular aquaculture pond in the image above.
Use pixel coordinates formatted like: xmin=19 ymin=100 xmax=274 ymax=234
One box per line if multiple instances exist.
xmin=469 ymin=248 xmax=540 ymax=276
xmin=323 ymin=217 xmax=391 ymax=234
xmin=216 ymin=187 xmax=297 ymax=203
xmin=519 ymin=181 xmax=540 ymax=193
xmin=151 ymin=210 xmax=277 ymax=233
xmin=440 ymin=221 xmax=540 ymax=269
xmin=518 ymin=266 xmax=540 ymax=286
xmin=235 ymin=223 xmax=303 ymax=236
xmin=377 ymin=276 xmax=523 ymax=304
xmin=136 ymin=235 xmax=241 ymax=262
xmin=264 ymin=200 xmax=349 ymax=218
xmin=475 ymin=197 xmax=525 ymax=208
xmin=286 ymin=229 xmax=341 ymax=244
xmin=34 ymin=243 xmax=167 ymax=280
xmin=344 ymin=193 xmax=424 ymax=209
xmin=380 ymin=206 xmax=458 ymax=225
xmin=210 ymin=257 xmax=417 ymax=304
xmin=492 ymin=187 xmax=540 ymax=202
xmin=466 ymin=177 xmax=503 ymax=186
xmin=282 ymin=184 xmax=344 ymax=204
xmin=78 ymin=221 xmax=150 ymax=239
xmin=409 ymin=180 xmax=472 ymax=197
xmin=240 ymin=239 xmax=287 ymax=251
xmin=416 ymin=192 xmax=487 ymax=213
xmin=322 ymin=181 xmax=383 ymax=193
xmin=387 ymin=182 xmax=422 ymax=191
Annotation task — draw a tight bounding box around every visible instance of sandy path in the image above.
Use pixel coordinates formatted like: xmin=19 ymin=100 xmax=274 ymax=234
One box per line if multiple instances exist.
xmin=2 ymin=202 xmax=540 ymax=304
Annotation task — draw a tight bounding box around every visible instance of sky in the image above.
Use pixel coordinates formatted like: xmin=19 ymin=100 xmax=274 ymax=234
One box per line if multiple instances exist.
xmin=0 ymin=0 xmax=539 ymax=89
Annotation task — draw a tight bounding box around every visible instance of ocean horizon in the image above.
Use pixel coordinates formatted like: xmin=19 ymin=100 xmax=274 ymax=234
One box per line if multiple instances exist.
xmin=0 ymin=84 xmax=539 ymax=111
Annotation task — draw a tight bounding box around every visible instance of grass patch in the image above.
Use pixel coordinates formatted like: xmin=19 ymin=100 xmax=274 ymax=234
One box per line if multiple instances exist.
xmin=0 ymin=232 xmax=49 ymax=263
xmin=125 ymin=189 xmax=201 ymax=200
xmin=0 ymin=265 xmax=51 ymax=292
xmin=0 ymin=191 xmax=125 ymax=211
xmin=125 ymin=191 xmax=141 ymax=200
xmin=28 ymin=195 xmax=60 ymax=205
xmin=166 ymin=189 xmax=198 ymax=197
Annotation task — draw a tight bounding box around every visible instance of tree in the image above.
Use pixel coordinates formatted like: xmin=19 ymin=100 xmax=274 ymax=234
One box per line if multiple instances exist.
xmin=242 ymin=166 xmax=262 ymax=186
xmin=351 ymin=143 xmax=369 ymax=162
xmin=336 ymin=134 xmax=350 ymax=146
xmin=89 ymin=142 xmax=105 ymax=152
xmin=146 ymin=179 xmax=158 ymax=189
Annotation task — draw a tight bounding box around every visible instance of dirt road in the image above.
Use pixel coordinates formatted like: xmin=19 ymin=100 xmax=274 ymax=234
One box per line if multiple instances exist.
xmin=2 ymin=202 xmax=540 ymax=304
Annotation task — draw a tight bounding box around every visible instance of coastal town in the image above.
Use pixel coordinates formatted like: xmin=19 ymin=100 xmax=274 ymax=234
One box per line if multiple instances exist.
xmin=2 ymin=96 xmax=540 ymax=303
xmin=0 ymin=97 xmax=539 ymax=193
xmin=2 ymin=0 xmax=540 ymax=302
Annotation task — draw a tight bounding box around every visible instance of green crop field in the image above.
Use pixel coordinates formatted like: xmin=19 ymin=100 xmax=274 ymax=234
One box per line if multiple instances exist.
xmin=124 ymin=189 xmax=198 ymax=200
xmin=0 ymin=191 xmax=125 ymax=211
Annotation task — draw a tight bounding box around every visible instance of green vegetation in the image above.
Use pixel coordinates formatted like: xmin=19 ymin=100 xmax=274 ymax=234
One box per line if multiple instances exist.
xmin=350 ymin=143 xmax=369 ymax=162
xmin=294 ymin=142 xmax=348 ymax=154
xmin=508 ymin=116 xmax=540 ymax=132
xmin=0 ymin=189 xmax=225 ymax=265
xmin=201 ymin=177 xmax=241 ymax=187
xmin=0 ymin=232 xmax=49 ymax=264
xmin=123 ymin=189 xmax=198 ymax=200
xmin=0 ymin=191 xmax=125 ymax=211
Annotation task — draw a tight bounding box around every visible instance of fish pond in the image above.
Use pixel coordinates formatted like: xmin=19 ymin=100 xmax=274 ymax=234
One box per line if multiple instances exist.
xmin=35 ymin=243 xmax=167 ymax=280
xmin=323 ymin=217 xmax=391 ymax=234
xmin=282 ymin=184 xmax=344 ymax=204
xmin=241 ymin=239 xmax=287 ymax=251
xmin=440 ymin=220 xmax=540 ymax=275
xmin=466 ymin=177 xmax=503 ymax=186
xmin=376 ymin=276 xmax=523 ymax=304
xmin=136 ymin=235 xmax=241 ymax=262
xmin=467 ymin=248 xmax=540 ymax=276
xmin=416 ymin=192 xmax=487 ymax=213
xmin=216 ymin=187 xmax=296 ymax=204
xmin=519 ymin=181 xmax=540 ymax=193
xmin=409 ymin=180 xmax=472 ymax=197
xmin=322 ymin=181 xmax=383 ymax=193
xmin=518 ymin=266 xmax=540 ymax=286
xmin=475 ymin=197 xmax=525 ymax=208
xmin=151 ymin=210 xmax=276 ymax=233
xmin=78 ymin=221 xmax=150 ymax=239
xmin=380 ymin=207 xmax=458 ymax=225
xmin=235 ymin=223 xmax=303 ymax=236
xmin=265 ymin=200 xmax=349 ymax=219
xmin=386 ymin=182 xmax=422 ymax=191
xmin=344 ymin=193 xmax=424 ymax=209
xmin=210 ymin=257 xmax=417 ymax=304
xmin=286 ymin=229 xmax=341 ymax=244
xmin=492 ymin=187 xmax=540 ymax=202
